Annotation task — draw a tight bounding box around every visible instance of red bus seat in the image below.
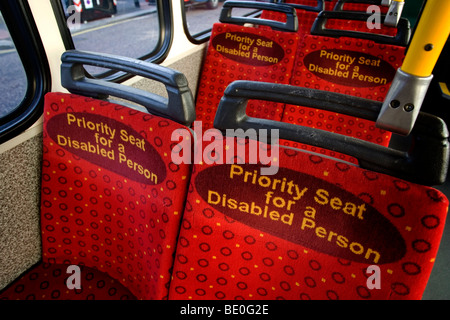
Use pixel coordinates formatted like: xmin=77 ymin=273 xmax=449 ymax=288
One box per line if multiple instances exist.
xmin=194 ymin=1 xmax=301 ymax=130
xmin=168 ymin=81 xmax=449 ymax=300
xmin=0 ymin=51 xmax=195 ymax=300
xmin=260 ymin=0 xmax=327 ymax=35
xmin=284 ymin=35 xmax=406 ymax=143
xmin=280 ymin=11 xmax=410 ymax=162
xmin=0 ymin=263 xmax=136 ymax=300
xmin=333 ymin=0 xmax=390 ymax=14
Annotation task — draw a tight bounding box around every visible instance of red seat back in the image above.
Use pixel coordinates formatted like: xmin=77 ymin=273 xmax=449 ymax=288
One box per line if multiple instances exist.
xmin=260 ymin=0 xmax=325 ymax=35
xmin=284 ymin=35 xmax=405 ymax=147
xmin=168 ymin=81 xmax=449 ymax=300
xmin=40 ymin=92 xmax=192 ymax=299
xmin=170 ymin=143 xmax=448 ymax=299
xmin=36 ymin=50 xmax=195 ymax=300
xmin=195 ymin=1 xmax=300 ymax=130
xmin=333 ymin=0 xmax=390 ymax=14
xmin=280 ymin=11 xmax=409 ymax=162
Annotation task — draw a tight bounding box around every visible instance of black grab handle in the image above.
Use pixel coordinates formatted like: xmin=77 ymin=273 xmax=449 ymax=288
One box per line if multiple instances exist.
xmin=220 ymin=1 xmax=298 ymax=32
xmin=270 ymin=0 xmax=325 ymax=13
xmin=213 ymin=81 xmax=449 ymax=186
xmin=311 ymin=10 xmax=411 ymax=46
xmin=61 ymin=50 xmax=196 ymax=126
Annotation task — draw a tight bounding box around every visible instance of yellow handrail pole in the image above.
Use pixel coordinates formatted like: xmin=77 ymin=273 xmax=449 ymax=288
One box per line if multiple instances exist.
xmin=402 ymin=0 xmax=450 ymax=77
xmin=377 ymin=0 xmax=450 ymax=135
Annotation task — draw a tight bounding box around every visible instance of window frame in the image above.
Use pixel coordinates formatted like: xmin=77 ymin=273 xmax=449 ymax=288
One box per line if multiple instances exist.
xmin=0 ymin=0 xmax=51 ymax=144
xmin=51 ymin=0 xmax=173 ymax=83
xmin=181 ymin=0 xmax=266 ymax=44
xmin=181 ymin=0 xmax=214 ymax=44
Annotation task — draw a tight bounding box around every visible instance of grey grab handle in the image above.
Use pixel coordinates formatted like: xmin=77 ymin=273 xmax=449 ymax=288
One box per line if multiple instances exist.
xmin=61 ymin=50 xmax=196 ymax=126
xmin=270 ymin=0 xmax=325 ymax=13
xmin=220 ymin=1 xmax=298 ymax=32
xmin=213 ymin=80 xmax=449 ymax=186
xmin=311 ymin=10 xmax=411 ymax=46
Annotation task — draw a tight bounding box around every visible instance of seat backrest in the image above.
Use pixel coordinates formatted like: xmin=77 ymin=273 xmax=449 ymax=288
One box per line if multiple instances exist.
xmin=323 ymin=11 xmax=404 ymax=38
xmin=333 ymin=0 xmax=390 ymax=14
xmin=258 ymin=9 xmax=411 ymax=162
xmin=168 ymin=81 xmax=449 ymax=300
xmin=194 ymin=1 xmax=300 ymax=131
xmin=284 ymin=35 xmax=405 ymax=146
xmin=271 ymin=0 xmax=337 ymax=11
xmin=281 ymin=11 xmax=409 ymax=160
xmin=40 ymin=51 xmax=194 ymax=300
xmin=260 ymin=0 xmax=326 ymax=35
xmin=261 ymin=1 xmax=395 ymax=36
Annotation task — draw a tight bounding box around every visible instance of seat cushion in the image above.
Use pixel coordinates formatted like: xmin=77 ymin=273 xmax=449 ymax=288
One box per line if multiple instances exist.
xmin=0 ymin=262 xmax=136 ymax=300
xmin=39 ymin=92 xmax=193 ymax=299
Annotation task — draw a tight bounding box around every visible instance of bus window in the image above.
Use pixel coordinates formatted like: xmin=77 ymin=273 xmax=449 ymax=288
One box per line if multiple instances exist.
xmin=58 ymin=0 xmax=169 ymax=78
xmin=183 ymin=0 xmax=271 ymax=43
xmin=0 ymin=11 xmax=27 ymax=120
xmin=0 ymin=0 xmax=50 ymax=144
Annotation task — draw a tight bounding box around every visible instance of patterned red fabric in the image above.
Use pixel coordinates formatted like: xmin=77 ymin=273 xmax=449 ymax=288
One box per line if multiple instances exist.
xmin=280 ymin=35 xmax=405 ymax=163
xmin=285 ymin=35 xmax=404 ymax=126
xmin=285 ymin=0 xmax=337 ymax=11
xmin=325 ymin=17 xmax=398 ymax=37
xmin=325 ymin=0 xmax=338 ymax=10
xmin=260 ymin=6 xmax=320 ymax=35
xmin=0 ymin=263 xmax=136 ymax=300
xmin=169 ymin=138 xmax=449 ymax=300
xmin=0 ymin=92 xmax=192 ymax=300
xmin=263 ymin=10 xmax=319 ymax=35
xmin=195 ymin=23 xmax=300 ymax=130
xmin=336 ymin=2 xmax=390 ymax=14
xmin=260 ymin=2 xmax=404 ymax=163
xmin=261 ymin=1 xmax=393 ymax=36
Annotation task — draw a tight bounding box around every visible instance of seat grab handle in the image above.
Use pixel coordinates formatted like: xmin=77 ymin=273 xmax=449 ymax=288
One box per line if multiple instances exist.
xmin=61 ymin=50 xmax=196 ymax=126
xmin=213 ymin=80 xmax=449 ymax=186
xmin=219 ymin=0 xmax=298 ymax=32
xmin=311 ymin=10 xmax=411 ymax=46
xmin=271 ymin=0 xmax=325 ymax=13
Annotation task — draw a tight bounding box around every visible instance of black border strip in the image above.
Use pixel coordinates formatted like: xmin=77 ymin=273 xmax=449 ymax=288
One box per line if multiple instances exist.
xmin=0 ymin=0 xmax=51 ymax=144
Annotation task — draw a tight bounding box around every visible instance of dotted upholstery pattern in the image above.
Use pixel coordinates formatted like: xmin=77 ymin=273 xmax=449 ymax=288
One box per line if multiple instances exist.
xmin=282 ymin=35 xmax=405 ymax=147
xmin=260 ymin=8 xmax=319 ymax=35
xmin=257 ymin=1 xmax=406 ymax=164
xmin=169 ymin=138 xmax=448 ymax=300
xmin=336 ymin=2 xmax=390 ymax=14
xmin=195 ymin=22 xmax=300 ymax=131
xmin=1 ymin=1 xmax=445 ymax=301
xmin=0 ymin=263 xmax=136 ymax=300
xmin=0 ymin=92 xmax=193 ymax=300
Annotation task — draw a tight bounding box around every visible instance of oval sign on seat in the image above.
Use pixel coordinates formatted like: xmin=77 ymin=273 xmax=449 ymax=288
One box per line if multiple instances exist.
xmin=195 ymin=163 xmax=406 ymax=264
xmin=212 ymin=32 xmax=285 ymax=67
xmin=303 ymin=49 xmax=396 ymax=88
xmin=46 ymin=112 xmax=166 ymax=185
